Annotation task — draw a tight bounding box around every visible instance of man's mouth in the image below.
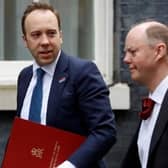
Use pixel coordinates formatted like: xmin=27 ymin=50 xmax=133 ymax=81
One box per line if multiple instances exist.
xmin=39 ymin=50 xmax=52 ymax=54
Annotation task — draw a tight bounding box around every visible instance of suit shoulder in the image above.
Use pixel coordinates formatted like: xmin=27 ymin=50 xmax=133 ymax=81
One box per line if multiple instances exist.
xmin=67 ymin=55 xmax=105 ymax=85
xmin=68 ymin=55 xmax=98 ymax=71
xmin=19 ymin=65 xmax=32 ymax=78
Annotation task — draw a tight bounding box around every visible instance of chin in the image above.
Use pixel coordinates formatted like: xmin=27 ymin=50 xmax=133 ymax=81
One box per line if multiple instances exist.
xmin=37 ymin=59 xmax=54 ymax=66
xmin=131 ymin=75 xmax=139 ymax=82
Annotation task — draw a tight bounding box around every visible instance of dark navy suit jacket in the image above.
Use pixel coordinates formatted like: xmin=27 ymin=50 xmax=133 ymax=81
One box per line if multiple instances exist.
xmin=17 ymin=51 xmax=116 ymax=168
xmin=121 ymin=89 xmax=168 ymax=168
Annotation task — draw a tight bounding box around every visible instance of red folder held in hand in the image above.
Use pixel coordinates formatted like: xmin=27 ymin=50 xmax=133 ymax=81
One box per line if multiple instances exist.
xmin=2 ymin=117 xmax=86 ymax=168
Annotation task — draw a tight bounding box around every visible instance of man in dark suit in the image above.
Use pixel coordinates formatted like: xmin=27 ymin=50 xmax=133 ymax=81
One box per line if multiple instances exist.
xmin=122 ymin=20 xmax=168 ymax=168
xmin=17 ymin=2 xmax=116 ymax=168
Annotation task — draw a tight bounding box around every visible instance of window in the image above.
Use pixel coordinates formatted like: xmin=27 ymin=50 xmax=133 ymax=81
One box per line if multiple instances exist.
xmin=2 ymin=0 xmax=114 ymax=83
xmin=0 ymin=0 xmax=130 ymax=110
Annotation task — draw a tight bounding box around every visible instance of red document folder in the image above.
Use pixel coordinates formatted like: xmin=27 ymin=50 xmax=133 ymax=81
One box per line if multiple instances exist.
xmin=2 ymin=117 xmax=86 ymax=168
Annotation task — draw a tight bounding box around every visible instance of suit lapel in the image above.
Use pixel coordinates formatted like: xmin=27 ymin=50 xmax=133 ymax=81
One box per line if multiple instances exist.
xmin=148 ymin=89 xmax=168 ymax=156
xmin=46 ymin=52 xmax=69 ymax=124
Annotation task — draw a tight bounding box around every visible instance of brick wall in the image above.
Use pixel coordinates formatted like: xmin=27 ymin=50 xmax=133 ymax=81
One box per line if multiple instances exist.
xmin=106 ymin=0 xmax=168 ymax=168
xmin=0 ymin=111 xmax=15 ymax=165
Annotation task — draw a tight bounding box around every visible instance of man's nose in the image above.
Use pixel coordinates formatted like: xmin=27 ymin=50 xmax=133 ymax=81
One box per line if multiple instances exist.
xmin=123 ymin=52 xmax=131 ymax=64
xmin=41 ymin=35 xmax=49 ymax=45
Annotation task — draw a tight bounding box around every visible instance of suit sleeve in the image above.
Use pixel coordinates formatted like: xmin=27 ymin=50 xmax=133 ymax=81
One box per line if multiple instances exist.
xmin=69 ymin=61 xmax=117 ymax=167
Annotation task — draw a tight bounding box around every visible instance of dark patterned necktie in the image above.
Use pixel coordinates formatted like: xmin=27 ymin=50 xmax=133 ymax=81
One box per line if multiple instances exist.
xmin=29 ymin=68 xmax=45 ymax=123
xmin=139 ymin=97 xmax=155 ymax=120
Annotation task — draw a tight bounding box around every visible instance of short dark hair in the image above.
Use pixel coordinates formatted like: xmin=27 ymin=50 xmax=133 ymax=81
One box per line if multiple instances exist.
xmin=21 ymin=2 xmax=61 ymax=35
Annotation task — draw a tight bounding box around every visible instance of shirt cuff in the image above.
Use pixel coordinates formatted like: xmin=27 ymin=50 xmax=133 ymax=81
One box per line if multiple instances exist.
xmin=57 ymin=160 xmax=76 ymax=168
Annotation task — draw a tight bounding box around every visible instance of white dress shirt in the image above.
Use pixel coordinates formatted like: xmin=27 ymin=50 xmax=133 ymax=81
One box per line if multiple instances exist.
xmin=137 ymin=75 xmax=168 ymax=168
xmin=20 ymin=51 xmax=60 ymax=125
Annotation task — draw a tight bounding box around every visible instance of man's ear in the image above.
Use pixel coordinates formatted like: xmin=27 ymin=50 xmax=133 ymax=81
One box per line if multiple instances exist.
xmin=59 ymin=30 xmax=63 ymax=44
xmin=155 ymin=42 xmax=167 ymax=61
xmin=22 ymin=35 xmax=28 ymax=48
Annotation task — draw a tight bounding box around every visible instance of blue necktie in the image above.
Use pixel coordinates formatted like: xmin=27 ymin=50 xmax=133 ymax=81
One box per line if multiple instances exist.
xmin=29 ymin=68 xmax=45 ymax=123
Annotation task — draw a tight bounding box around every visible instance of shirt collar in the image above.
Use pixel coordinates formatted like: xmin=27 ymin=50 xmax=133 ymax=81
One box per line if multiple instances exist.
xmin=33 ymin=50 xmax=61 ymax=76
xmin=149 ymin=75 xmax=168 ymax=104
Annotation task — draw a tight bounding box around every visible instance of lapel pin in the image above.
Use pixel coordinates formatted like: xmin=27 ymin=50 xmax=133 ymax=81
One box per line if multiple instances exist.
xmin=58 ymin=76 xmax=66 ymax=83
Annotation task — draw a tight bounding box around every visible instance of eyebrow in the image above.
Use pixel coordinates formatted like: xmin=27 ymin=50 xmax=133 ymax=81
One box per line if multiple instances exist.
xmin=124 ymin=46 xmax=131 ymax=52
